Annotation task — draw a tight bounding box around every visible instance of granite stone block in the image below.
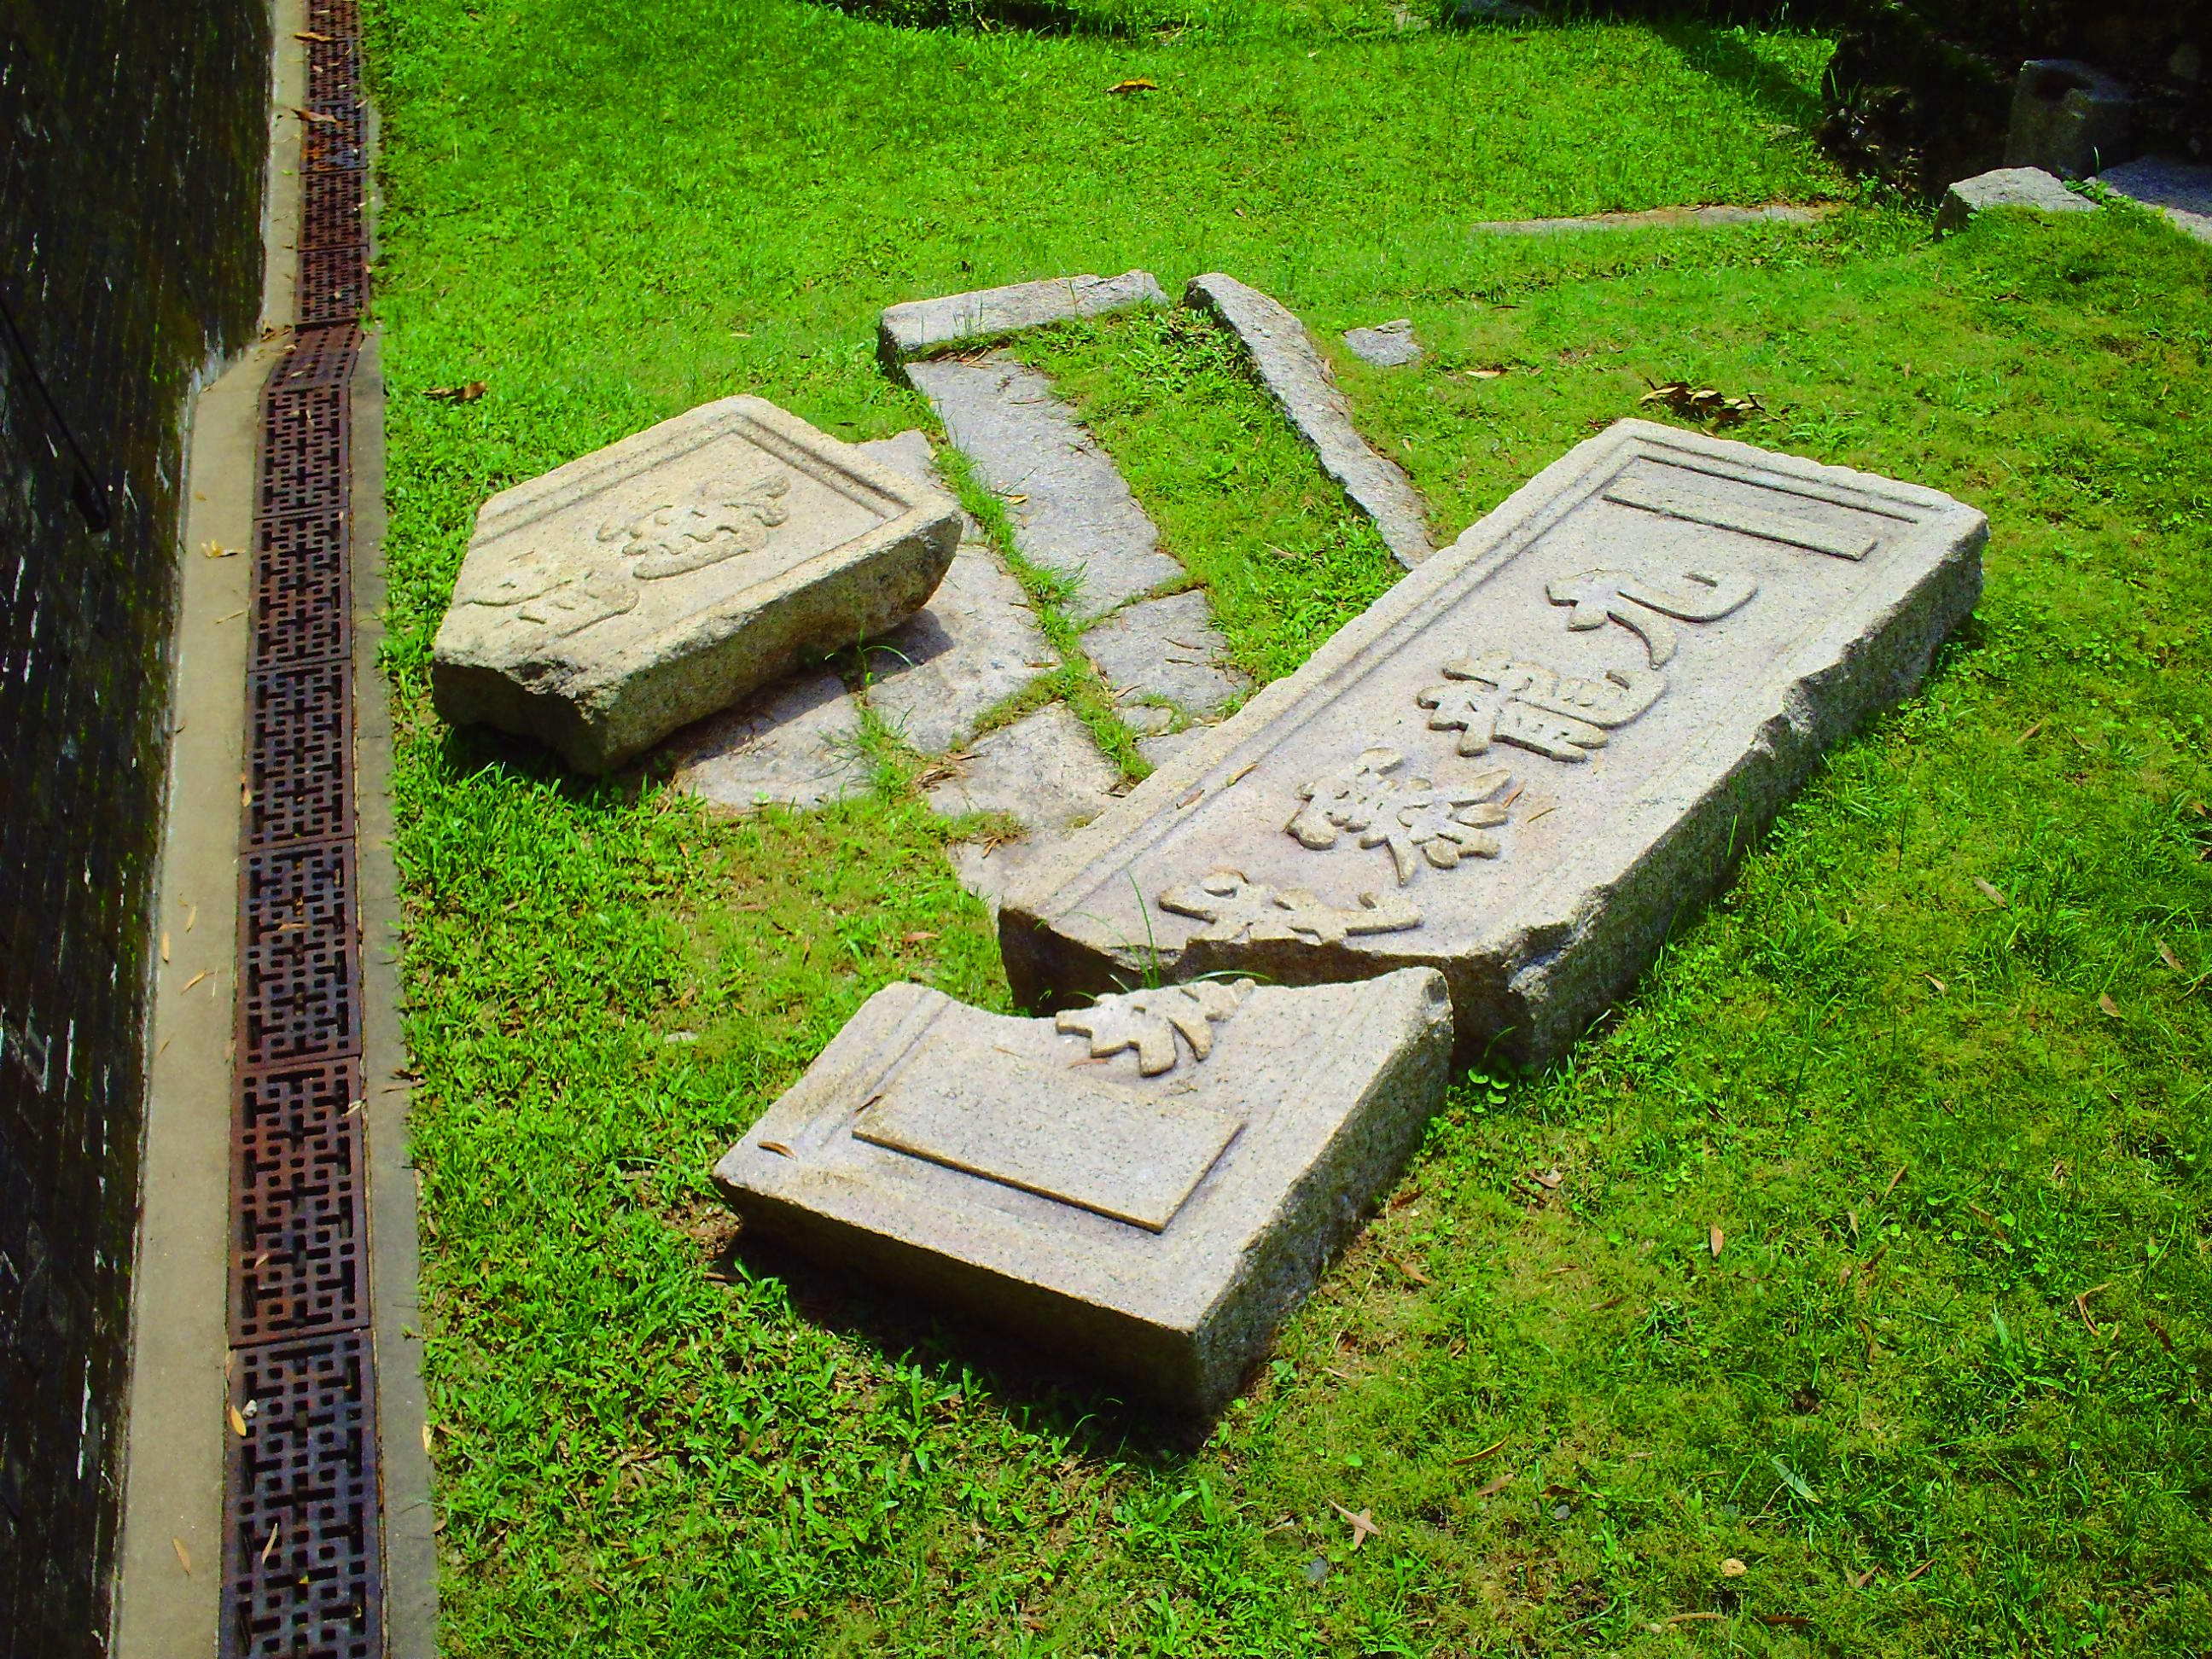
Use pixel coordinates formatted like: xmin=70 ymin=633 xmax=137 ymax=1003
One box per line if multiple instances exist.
xmin=715 ymin=969 xmax=1453 ymax=1412
xmin=998 ymin=420 xmax=1986 ymax=1068
xmin=432 ymin=397 xmax=958 ymax=773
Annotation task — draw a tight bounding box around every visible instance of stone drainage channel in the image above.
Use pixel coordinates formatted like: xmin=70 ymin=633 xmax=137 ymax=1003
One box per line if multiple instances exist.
xmin=222 ymin=1 xmax=390 ymax=1654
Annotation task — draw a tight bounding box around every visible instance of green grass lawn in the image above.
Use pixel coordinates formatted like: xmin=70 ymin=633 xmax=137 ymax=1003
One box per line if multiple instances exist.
xmin=366 ymin=1 xmax=2210 ymax=1652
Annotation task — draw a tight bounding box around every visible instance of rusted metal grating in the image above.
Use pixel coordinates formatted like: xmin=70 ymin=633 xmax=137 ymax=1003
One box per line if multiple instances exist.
xmin=298 ymin=243 xmax=368 ymax=329
xmin=220 ymin=1331 xmax=383 ymax=1659
xmin=257 ymin=387 xmax=350 ymax=521
xmin=227 ymin=11 xmax=381 ymax=1650
xmin=251 ymin=510 xmax=352 ymax=672
xmin=231 ymin=1060 xmax=367 ymax=1345
xmin=239 ymin=842 xmax=362 ymax=1068
xmin=305 ymin=0 xmax=362 ymax=39
xmin=270 ymin=325 xmax=362 ymax=394
xmin=246 ymin=663 xmax=354 ymax=847
xmin=301 ymin=104 xmax=368 ymax=173
xmin=299 ymin=171 xmax=367 ymax=252
xmin=304 ymin=35 xmax=361 ymax=106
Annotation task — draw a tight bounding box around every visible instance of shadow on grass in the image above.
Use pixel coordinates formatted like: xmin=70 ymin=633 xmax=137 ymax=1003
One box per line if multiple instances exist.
xmin=1653 ymin=16 xmax=1831 ymax=137
xmin=726 ymin=1231 xmax=1220 ymax=1460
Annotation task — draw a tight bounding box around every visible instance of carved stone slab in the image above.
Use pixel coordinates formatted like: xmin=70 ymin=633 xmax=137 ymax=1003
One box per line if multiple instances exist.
xmin=999 ymin=420 xmax=1986 ymax=1067
xmin=432 ymin=397 xmax=959 ymax=773
xmin=715 ymin=969 xmax=1452 ymax=1413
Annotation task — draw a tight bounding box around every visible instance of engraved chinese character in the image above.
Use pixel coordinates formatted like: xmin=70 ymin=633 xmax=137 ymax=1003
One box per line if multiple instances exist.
xmin=1288 ymin=747 xmax=1514 ymax=886
xmin=1157 ymin=871 xmax=1423 ymax=946
xmin=1545 ymin=568 xmax=1756 ymax=666
xmin=598 ymin=470 xmax=791 ymax=579
xmin=1057 ymin=979 xmax=1255 ymax=1075
xmin=1419 ymin=652 xmax=1665 ymax=763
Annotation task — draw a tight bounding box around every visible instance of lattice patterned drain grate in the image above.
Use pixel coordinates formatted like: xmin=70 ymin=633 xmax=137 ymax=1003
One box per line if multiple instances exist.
xmin=252 ymin=510 xmax=353 ymax=672
xmin=298 ymin=244 xmax=368 ymax=330
xmin=231 ymin=1060 xmax=367 ymax=1344
xmin=229 ymin=4 xmax=383 ymax=1648
xmin=239 ymin=843 xmax=362 ymax=1068
xmin=221 ymin=1332 xmax=382 ymax=1659
xmin=246 ymin=664 xmax=354 ymax=847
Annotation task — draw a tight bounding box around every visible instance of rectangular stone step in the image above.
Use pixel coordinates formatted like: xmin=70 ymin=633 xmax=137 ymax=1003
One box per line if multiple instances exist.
xmin=998 ymin=419 xmax=1986 ymax=1068
xmin=716 ymin=970 xmax=1452 ymax=1413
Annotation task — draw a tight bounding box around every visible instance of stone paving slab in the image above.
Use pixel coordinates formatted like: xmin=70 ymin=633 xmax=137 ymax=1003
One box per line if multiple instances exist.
xmin=433 ymin=396 xmax=958 ymax=772
xmin=907 ymin=353 xmax=1185 ymax=621
xmin=879 ymin=270 xmax=1166 ymax=372
xmin=1940 ymin=166 xmax=2097 ymax=231
xmin=2097 ymin=155 xmax=2212 ymax=244
xmin=924 ymin=701 xmax=1123 ymax=908
xmin=714 ymin=968 xmax=1452 ymax=1412
xmin=667 ymin=667 xmax=865 ymax=812
xmin=999 ymin=419 xmax=1986 ymax=1068
xmin=851 ymin=431 xmax=1056 ymax=755
xmin=1470 ymin=203 xmax=1832 ymax=236
xmin=1081 ymin=589 xmax=1249 ymax=720
xmin=1185 ymin=274 xmax=1435 ymax=570
xmin=1344 ymin=317 xmax=1422 ymax=369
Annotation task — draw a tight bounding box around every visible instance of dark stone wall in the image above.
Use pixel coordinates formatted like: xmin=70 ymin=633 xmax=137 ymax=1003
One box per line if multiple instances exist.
xmin=0 ymin=3 xmax=270 ymax=1654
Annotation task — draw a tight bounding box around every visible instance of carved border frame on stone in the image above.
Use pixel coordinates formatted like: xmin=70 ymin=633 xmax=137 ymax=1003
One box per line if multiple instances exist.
xmin=434 ymin=396 xmax=958 ymax=771
xmin=998 ymin=419 xmax=1986 ymax=1067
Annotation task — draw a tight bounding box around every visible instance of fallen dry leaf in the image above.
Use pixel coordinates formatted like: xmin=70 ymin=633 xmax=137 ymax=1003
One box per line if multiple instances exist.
xmin=1848 ymin=1567 xmax=1877 ymax=1589
xmin=260 ymin=1522 xmax=282 ymax=1565
xmin=2098 ymin=992 xmax=2122 ymax=1020
xmin=1973 ymin=876 xmax=2007 ymax=907
xmin=201 ymin=539 xmax=237 ymax=559
xmin=2075 ymin=1282 xmax=2110 ymax=1336
xmin=1390 ymin=1255 xmax=1432 ymax=1286
xmin=1531 ymin=1167 xmax=1563 ymax=1191
xmin=172 ymin=1537 xmax=192 ymax=1575
xmin=1883 ymin=1165 xmax=1908 ymax=1201
xmin=1924 ymin=974 xmax=1947 ymax=994
xmin=1640 ymin=381 xmax=1762 ymax=426
xmin=1709 ymin=1225 xmax=1725 ymax=1259
xmin=1721 ymin=1557 xmax=1748 ymax=1578
xmin=160 ymin=932 xmax=171 ymax=963
xmin=228 ymin=1405 xmax=248 ymax=1438
xmin=1107 ymin=78 xmax=1158 ymax=94
xmin=1328 ymin=1500 xmax=1382 ymax=1550
xmin=425 ymin=381 xmax=487 ymax=404
xmin=2016 ymin=719 xmax=2045 ymax=744
xmin=901 ymin=930 xmax=940 ymax=944
xmin=757 ymin=1139 xmax=795 ymax=1158
xmin=2157 ymin=940 xmax=2187 ymax=975
xmin=1473 ymin=1472 xmax=1512 ymax=1498
xmin=1449 ymin=1437 xmax=1507 ymax=1466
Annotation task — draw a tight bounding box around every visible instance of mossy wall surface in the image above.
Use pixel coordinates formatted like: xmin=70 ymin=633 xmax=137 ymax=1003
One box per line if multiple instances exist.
xmin=0 ymin=2 xmax=269 ymax=1651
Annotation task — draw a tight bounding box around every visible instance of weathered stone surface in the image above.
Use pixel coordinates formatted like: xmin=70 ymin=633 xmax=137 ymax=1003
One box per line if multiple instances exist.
xmin=1138 ymin=726 xmax=1205 ymax=771
xmin=1939 ymin=166 xmax=2097 ymax=230
xmin=879 ymin=271 xmax=1166 ymax=373
xmin=1344 ymin=318 xmax=1423 ymax=369
xmin=2097 ymin=155 xmax=2212 ymax=244
xmin=432 ymin=396 xmax=959 ymax=773
xmin=907 ymin=353 xmax=1185 ymax=620
xmin=2006 ymin=60 xmax=2133 ymax=181
xmin=1082 ymin=590 xmax=1249 ymax=719
xmin=1471 ymin=203 xmax=1832 ymax=236
xmin=999 ymin=419 xmax=1986 ymax=1068
xmin=849 ymin=431 xmax=1056 ymax=754
xmin=1185 ymin=274 xmax=1435 ymax=570
xmin=925 ymin=702 xmax=1122 ymax=907
xmin=667 ymin=666 xmax=864 ymax=812
xmin=714 ymin=968 xmax=1452 ymax=1412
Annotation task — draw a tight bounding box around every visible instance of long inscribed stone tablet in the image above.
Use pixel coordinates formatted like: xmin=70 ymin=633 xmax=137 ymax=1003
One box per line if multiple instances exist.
xmin=999 ymin=420 xmax=1986 ymax=1066
xmin=716 ymin=970 xmax=1452 ymax=1413
xmin=432 ymin=397 xmax=958 ymax=773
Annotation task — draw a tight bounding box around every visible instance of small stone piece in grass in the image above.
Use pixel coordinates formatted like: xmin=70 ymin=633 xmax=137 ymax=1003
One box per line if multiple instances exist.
xmin=1722 ymin=1557 xmax=1748 ymax=1577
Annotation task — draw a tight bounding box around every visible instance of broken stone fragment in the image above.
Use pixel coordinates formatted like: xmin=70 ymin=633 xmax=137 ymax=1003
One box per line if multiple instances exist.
xmin=998 ymin=418 xmax=1985 ymax=1068
xmin=1938 ymin=166 xmax=2098 ymax=231
xmin=1184 ymin=273 xmax=1434 ymax=569
xmin=432 ymin=396 xmax=958 ymax=774
xmin=714 ymin=969 xmax=1452 ymax=1414
xmin=877 ymin=270 xmax=1167 ymax=375
xmin=1343 ymin=318 xmax=1423 ymax=369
